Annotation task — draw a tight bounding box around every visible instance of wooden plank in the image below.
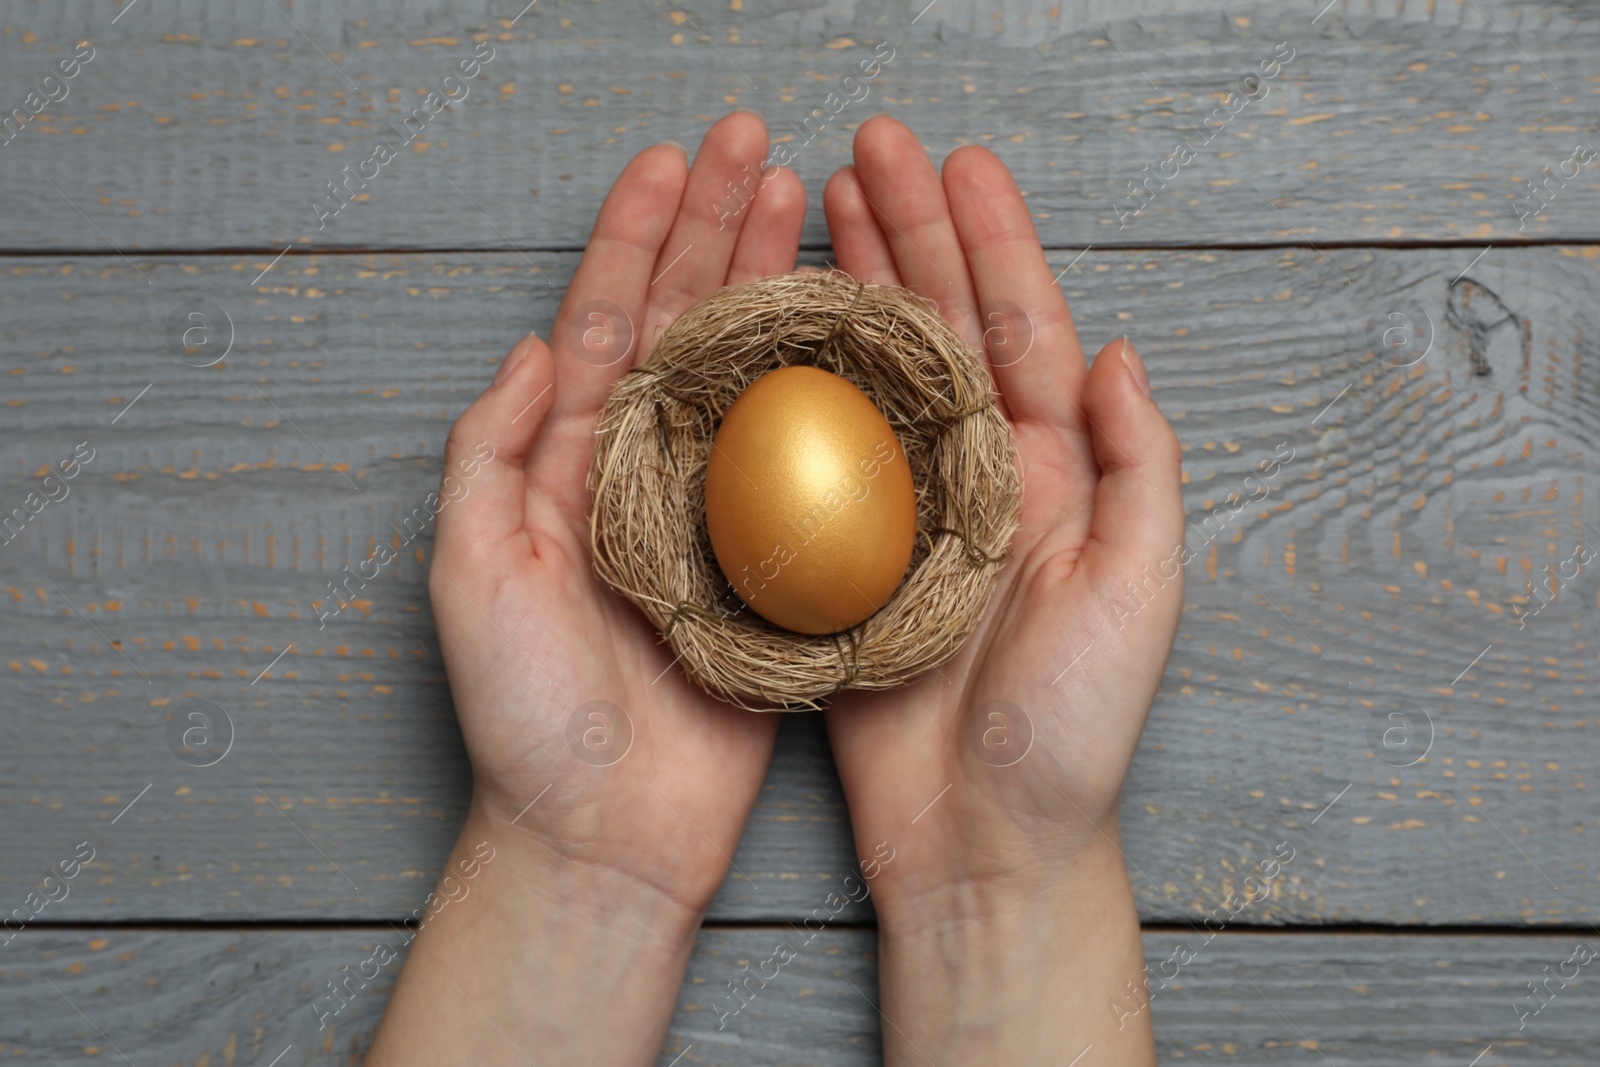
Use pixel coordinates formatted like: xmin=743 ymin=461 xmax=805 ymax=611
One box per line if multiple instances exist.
xmin=1 ymin=1 xmax=1599 ymax=250
xmin=2 ymin=927 xmax=1596 ymax=1063
xmin=0 ymin=247 xmax=1596 ymax=925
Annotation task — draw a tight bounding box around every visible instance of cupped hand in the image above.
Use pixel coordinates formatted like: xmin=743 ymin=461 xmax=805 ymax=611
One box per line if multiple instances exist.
xmin=427 ymin=111 xmax=803 ymax=917
xmin=821 ymin=115 xmax=1187 ymax=907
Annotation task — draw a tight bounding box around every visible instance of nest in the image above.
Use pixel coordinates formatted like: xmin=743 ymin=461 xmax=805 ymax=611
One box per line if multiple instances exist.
xmin=587 ymin=270 xmax=1021 ymax=711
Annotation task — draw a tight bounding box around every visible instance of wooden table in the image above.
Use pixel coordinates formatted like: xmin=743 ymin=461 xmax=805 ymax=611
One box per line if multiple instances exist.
xmin=2 ymin=1 xmax=1597 ymax=1062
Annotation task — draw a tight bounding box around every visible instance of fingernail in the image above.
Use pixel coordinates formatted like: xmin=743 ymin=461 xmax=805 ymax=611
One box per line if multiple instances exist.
xmin=657 ymin=139 xmax=688 ymax=154
xmin=493 ymin=342 xmax=528 ymax=386
xmin=1119 ymin=338 xmax=1152 ymax=399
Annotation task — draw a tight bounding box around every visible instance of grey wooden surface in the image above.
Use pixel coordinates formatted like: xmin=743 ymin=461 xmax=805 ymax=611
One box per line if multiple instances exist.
xmin=5 ymin=927 xmax=1597 ymax=1065
xmin=2 ymin=0 xmax=1599 ymax=1060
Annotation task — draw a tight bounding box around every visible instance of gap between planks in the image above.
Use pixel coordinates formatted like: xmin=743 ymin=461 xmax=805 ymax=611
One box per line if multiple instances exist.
xmin=16 ymin=921 xmax=1598 ymax=937
xmin=3 ymin=236 xmax=1600 ymax=259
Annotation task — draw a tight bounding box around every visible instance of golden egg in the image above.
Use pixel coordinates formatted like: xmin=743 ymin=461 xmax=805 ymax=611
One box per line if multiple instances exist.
xmin=704 ymin=365 xmax=917 ymax=635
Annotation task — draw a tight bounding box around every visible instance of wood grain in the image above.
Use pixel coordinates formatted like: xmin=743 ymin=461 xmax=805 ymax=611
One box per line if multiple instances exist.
xmin=1 ymin=248 xmax=1595 ymax=925
xmin=0 ymin=1 xmax=1598 ymax=250
xmin=4 ymin=0 xmax=1598 ymax=1057
xmin=2 ymin=927 xmax=1596 ymax=1064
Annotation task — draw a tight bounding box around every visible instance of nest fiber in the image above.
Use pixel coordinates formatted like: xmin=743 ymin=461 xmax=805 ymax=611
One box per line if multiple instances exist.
xmin=587 ymin=270 xmax=1021 ymax=711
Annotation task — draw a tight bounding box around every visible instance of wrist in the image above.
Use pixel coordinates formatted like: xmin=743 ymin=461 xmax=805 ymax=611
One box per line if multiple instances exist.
xmin=367 ymin=798 xmax=702 ymax=1065
xmin=470 ymin=775 xmax=724 ymax=922
xmin=864 ymin=798 xmax=1128 ymax=919
xmin=453 ymin=792 xmax=705 ymax=946
xmin=872 ymin=834 xmax=1155 ymax=1066
xmin=874 ymin=827 xmax=1131 ymax=950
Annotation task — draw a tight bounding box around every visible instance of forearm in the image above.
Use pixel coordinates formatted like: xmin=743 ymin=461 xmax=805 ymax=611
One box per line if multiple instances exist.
xmin=873 ymin=834 xmax=1156 ymax=1066
xmin=366 ymin=799 xmax=702 ymax=1066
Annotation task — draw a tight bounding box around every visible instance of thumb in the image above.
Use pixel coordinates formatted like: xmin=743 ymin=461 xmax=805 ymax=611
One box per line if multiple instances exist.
xmin=431 ymin=332 xmax=557 ymax=568
xmin=1077 ymin=338 xmax=1186 ymax=622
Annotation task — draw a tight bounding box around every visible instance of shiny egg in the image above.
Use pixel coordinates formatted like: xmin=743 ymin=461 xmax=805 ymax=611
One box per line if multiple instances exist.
xmin=704 ymin=365 xmax=917 ymax=635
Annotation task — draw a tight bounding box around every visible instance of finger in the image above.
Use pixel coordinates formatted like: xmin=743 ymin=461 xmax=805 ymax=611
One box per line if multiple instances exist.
xmin=1076 ymin=339 xmax=1186 ymax=588
xmin=943 ymin=145 xmax=1090 ymax=427
xmin=433 ymin=332 xmax=558 ymax=565
xmin=638 ymin=110 xmax=771 ymax=352
xmin=548 ymin=142 xmax=688 ymax=420
xmin=726 ymin=165 xmax=806 ymax=285
xmin=851 ymin=114 xmax=979 ymax=345
xmin=823 ymin=166 xmax=900 ymax=285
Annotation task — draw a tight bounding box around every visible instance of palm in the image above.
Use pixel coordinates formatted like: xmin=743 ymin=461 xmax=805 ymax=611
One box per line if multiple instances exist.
xmin=821 ymin=117 xmax=1185 ymax=904
xmin=429 ymin=113 xmax=806 ymax=912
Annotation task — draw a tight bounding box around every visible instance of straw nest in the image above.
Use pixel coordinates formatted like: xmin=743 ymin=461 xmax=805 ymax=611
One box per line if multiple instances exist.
xmin=587 ymin=270 xmax=1021 ymax=711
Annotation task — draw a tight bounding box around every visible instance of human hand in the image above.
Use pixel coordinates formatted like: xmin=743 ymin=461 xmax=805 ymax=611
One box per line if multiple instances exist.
xmin=821 ymin=115 xmax=1184 ymax=1063
xmin=368 ymin=111 xmax=805 ymax=1065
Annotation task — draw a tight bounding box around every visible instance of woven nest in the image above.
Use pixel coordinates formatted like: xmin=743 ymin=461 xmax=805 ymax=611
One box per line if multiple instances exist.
xmin=587 ymin=270 xmax=1021 ymax=711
